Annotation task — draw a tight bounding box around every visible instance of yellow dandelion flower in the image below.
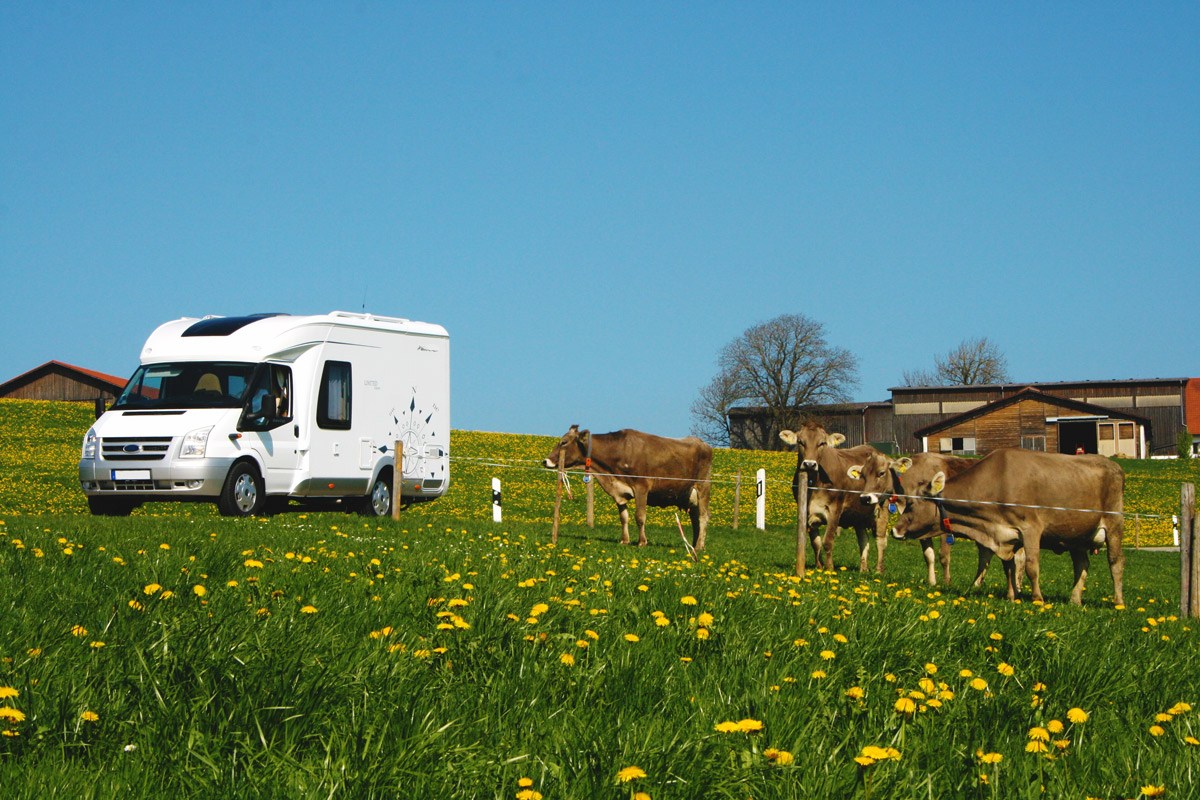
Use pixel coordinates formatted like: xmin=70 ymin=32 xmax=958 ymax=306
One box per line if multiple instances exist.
xmin=1185 ymin=736 xmax=1200 ymax=746
xmin=1149 ymin=725 xmax=1166 ymax=737
xmin=997 ymin=663 xmax=1014 ymax=677
xmin=560 ymin=653 xmax=575 ymax=666
xmin=1155 ymin=713 xmax=1172 ymax=723
xmin=854 ymin=755 xmax=877 ymax=766
xmin=978 ymin=752 xmax=1003 ymax=764
xmin=811 ymin=669 xmax=827 ymax=679
xmin=960 ymin=669 xmax=974 ymax=678
xmin=714 ymin=721 xmax=741 ymax=733
xmin=624 ymin=634 xmax=640 ymax=643
xmin=81 ymin=710 xmax=99 ymax=722
xmin=516 ymin=791 xmax=543 ymax=800
xmin=71 ymin=625 xmax=88 ymax=637
xmin=924 ymin=662 xmax=938 ymax=675
xmin=655 ymin=617 xmax=670 ymax=628
xmin=696 ymin=628 xmax=710 ymax=640
xmin=1025 ymin=740 xmax=1049 ymax=753
xmin=1141 ymin=785 xmax=1165 ymax=798
xmin=1067 ymin=707 xmax=1089 ymax=724
xmin=698 ymin=612 xmax=714 ymax=627
xmin=895 ymin=697 xmax=917 ymax=715
xmin=193 ymin=584 xmax=207 ymax=597
xmin=616 ymin=765 xmax=647 ymax=783
xmin=633 ymin=793 xmax=651 ymax=800
xmin=1047 ymin=720 xmax=1064 ymax=734
xmin=680 ymin=595 xmax=698 ymax=605
xmin=970 ymin=678 xmax=989 ymax=691
xmin=820 ymin=650 xmax=836 ymax=660
xmin=1170 ymin=702 xmax=1193 ymax=715
xmin=0 ymin=707 xmax=25 ymax=723
xmin=0 ymin=687 xmax=17 ymax=700
xmin=845 ymin=686 xmax=865 ymax=700
xmin=989 ymin=632 xmax=1003 ymax=641
xmin=1028 ymin=727 xmax=1050 ymax=742
xmin=300 ymin=605 xmax=318 ymax=614
xmin=737 ymin=718 xmax=764 ymax=733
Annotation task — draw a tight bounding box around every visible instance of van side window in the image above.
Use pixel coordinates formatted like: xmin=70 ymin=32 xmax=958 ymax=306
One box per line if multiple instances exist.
xmin=318 ymin=361 xmax=352 ymax=430
xmin=240 ymin=364 xmax=293 ymax=431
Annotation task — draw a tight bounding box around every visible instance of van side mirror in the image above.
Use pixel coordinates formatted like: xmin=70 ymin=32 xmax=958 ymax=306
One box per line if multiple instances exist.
xmin=94 ymin=397 xmax=107 ymax=419
xmin=257 ymin=393 xmax=276 ymax=420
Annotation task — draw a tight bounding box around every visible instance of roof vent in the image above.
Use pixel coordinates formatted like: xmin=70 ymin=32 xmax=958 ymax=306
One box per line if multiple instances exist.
xmin=182 ymin=313 xmax=288 ymax=337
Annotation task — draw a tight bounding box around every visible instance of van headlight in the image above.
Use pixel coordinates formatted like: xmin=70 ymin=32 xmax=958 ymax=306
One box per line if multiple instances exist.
xmin=82 ymin=428 xmax=98 ymax=460
xmin=180 ymin=426 xmax=213 ymax=459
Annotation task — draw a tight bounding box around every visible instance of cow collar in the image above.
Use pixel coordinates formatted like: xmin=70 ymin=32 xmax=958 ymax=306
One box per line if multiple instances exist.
xmin=886 ymin=467 xmax=905 ymax=513
xmin=933 ymin=496 xmax=954 ymax=534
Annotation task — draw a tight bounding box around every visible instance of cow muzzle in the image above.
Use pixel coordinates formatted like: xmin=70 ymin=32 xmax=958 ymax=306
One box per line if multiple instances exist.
xmin=801 ymin=459 xmax=818 ymax=471
xmin=542 ymin=458 xmax=557 ymax=469
xmin=861 ymin=493 xmax=881 ymax=506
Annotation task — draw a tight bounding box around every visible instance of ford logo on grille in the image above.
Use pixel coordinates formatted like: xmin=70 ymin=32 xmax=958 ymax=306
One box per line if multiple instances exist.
xmin=122 ymin=444 xmax=141 ymax=453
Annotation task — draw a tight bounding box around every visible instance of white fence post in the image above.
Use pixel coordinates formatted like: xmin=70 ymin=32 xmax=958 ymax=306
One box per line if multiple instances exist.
xmin=491 ymin=477 xmax=502 ymax=523
xmin=755 ymin=468 xmax=766 ymax=530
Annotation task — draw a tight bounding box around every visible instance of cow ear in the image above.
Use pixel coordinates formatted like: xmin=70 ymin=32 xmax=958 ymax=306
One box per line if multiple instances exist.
xmin=778 ymin=430 xmax=797 ymax=446
xmin=579 ymin=429 xmax=590 ymax=447
xmin=568 ymin=424 xmax=580 ymax=435
xmin=829 ymin=432 xmax=846 ymax=447
xmin=847 ymin=465 xmax=862 ymax=480
xmin=895 ymin=457 xmax=912 ymax=474
xmin=930 ymin=471 xmax=946 ymax=496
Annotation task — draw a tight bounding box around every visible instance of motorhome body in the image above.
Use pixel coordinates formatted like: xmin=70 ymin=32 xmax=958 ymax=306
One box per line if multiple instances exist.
xmin=79 ymin=311 xmax=450 ymax=516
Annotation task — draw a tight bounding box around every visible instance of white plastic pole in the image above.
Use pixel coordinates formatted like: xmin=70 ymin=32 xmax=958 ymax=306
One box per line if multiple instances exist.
xmin=492 ymin=477 xmax=502 ymax=523
xmin=755 ymin=468 xmax=766 ymax=530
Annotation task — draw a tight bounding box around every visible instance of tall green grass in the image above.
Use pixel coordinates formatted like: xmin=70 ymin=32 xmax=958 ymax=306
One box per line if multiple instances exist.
xmin=2 ymin=400 xmax=1199 ymax=799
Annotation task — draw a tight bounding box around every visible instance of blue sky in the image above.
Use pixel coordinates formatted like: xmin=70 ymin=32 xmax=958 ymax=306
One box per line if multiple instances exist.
xmin=3 ymin=3 xmax=1196 ymax=438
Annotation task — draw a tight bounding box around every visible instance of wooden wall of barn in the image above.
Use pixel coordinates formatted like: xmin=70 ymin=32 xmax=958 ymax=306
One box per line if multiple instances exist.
xmin=2 ymin=373 xmax=116 ymax=402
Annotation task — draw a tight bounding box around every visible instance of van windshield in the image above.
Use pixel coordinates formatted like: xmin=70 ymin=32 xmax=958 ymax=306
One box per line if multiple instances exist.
xmin=112 ymin=362 xmax=258 ymax=410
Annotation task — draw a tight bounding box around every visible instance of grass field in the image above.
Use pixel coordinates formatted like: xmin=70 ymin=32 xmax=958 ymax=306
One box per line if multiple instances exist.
xmin=2 ymin=399 xmax=1200 ymax=799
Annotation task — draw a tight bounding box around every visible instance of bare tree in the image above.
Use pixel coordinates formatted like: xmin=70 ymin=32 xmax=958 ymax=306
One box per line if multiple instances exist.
xmin=689 ymin=369 xmax=741 ymax=447
xmin=902 ymin=337 xmax=1011 ymax=386
xmin=691 ymin=313 xmax=859 ymax=448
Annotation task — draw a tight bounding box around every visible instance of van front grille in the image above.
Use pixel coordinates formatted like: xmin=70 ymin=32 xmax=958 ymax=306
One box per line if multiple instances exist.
xmin=101 ymin=437 xmax=173 ymax=462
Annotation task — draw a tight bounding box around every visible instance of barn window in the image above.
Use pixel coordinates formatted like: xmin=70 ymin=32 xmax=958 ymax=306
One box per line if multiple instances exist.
xmin=1021 ymin=435 xmax=1046 ymax=452
xmin=939 ymin=436 xmax=976 ymax=455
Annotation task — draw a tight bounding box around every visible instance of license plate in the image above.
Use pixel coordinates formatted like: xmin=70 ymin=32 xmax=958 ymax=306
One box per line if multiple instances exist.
xmin=112 ymin=469 xmax=151 ymax=480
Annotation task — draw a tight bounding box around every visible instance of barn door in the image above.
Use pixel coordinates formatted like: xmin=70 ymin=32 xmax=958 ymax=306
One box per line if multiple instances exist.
xmin=1097 ymin=422 xmax=1116 ymax=457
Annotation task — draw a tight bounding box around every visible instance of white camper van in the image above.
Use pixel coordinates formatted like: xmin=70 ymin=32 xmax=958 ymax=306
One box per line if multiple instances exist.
xmin=79 ymin=311 xmax=450 ymax=517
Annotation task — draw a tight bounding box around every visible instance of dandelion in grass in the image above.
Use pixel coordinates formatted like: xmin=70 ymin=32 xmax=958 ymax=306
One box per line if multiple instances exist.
xmin=977 ymin=751 xmax=1003 ymax=764
xmin=697 ymin=611 xmax=713 ymax=627
xmin=0 ymin=707 xmax=25 ymax=723
xmin=970 ymin=678 xmax=989 ymax=692
xmin=1068 ymin=707 xmax=1089 ymax=724
xmin=624 ymin=634 xmax=640 ymax=643
xmin=681 ymin=595 xmax=697 ymax=606
xmin=1155 ymin=713 xmax=1172 ymax=723
xmin=1169 ymin=702 xmax=1192 ymax=716
xmin=193 ymin=584 xmax=206 ymax=598
xmin=560 ymin=653 xmax=575 ymax=666
xmin=819 ymin=649 xmax=835 ymax=661
xmin=516 ymin=791 xmax=543 ymax=800
xmin=1185 ymin=736 xmax=1200 ymax=746
xmin=997 ymin=662 xmax=1014 ymax=677
xmin=244 ymin=559 xmax=263 ymax=569
xmin=1025 ymin=740 xmax=1049 ymax=753
xmin=811 ymin=670 xmax=827 ymax=679
xmin=71 ymin=625 xmax=88 ymax=637
xmin=633 ymin=793 xmax=651 ymax=800
xmin=1140 ymin=785 xmax=1165 ymax=798
xmin=1047 ymin=719 xmax=1064 ymax=734
xmin=1149 ymin=725 xmax=1166 ymax=737
xmin=1028 ymin=727 xmax=1050 ymax=742
xmin=924 ymin=663 xmax=938 ymax=675
xmin=764 ymin=748 xmax=795 ymax=765
xmin=696 ymin=628 xmax=710 ymax=640
xmin=845 ymin=686 xmax=865 ymax=700
xmin=616 ymin=765 xmax=647 ymax=783
xmin=81 ymin=710 xmax=99 ymax=723
xmin=990 ymin=632 xmax=1003 ymax=641
xmin=0 ymin=687 xmax=17 ymax=700
xmin=300 ymin=605 xmax=318 ymax=614
xmin=894 ymin=698 xmax=917 ymax=715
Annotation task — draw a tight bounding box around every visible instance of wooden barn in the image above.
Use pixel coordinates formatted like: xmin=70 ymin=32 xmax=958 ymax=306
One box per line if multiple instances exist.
xmin=910 ymin=387 xmax=1150 ymax=458
xmin=728 ymin=401 xmax=895 ymax=451
xmin=0 ymin=361 xmax=127 ymax=406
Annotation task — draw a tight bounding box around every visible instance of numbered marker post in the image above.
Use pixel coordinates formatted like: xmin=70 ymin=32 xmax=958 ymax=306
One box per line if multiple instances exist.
xmin=492 ymin=478 xmax=502 ymax=523
xmin=755 ymin=468 xmax=766 ymax=530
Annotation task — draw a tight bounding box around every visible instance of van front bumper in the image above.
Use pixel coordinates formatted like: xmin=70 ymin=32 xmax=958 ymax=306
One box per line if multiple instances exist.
xmin=79 ymin=457 xmax=235 ymax=498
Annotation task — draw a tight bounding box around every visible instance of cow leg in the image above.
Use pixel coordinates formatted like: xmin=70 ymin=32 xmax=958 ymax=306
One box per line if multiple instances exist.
xmin=616 ymin=502 xmax=631 ymax=545
xmin=1068 ymin=549 xmax=1090 ymax=605
xmin=1013 ymin=548 xmax=1025 ymax=593
xmin=972 ymin=546 xmax=992 ymax=589
xmin=873 ymin=509 xmax=888 ymax=573
xmin=938 ymin=538 xmax=952 ymax=586
xmin=821 ymin=509 xmax=842 ymax=570
xmin=690 ymin=486 xmax=710 ymax=551
xmin=921 ymin=540 xmax=937 ymax=586
xmin=688 ymin=503 xmax=708 ymax=552
xmin=855 ymin=527 xmax=871 ymax=573
xmin=1022 ymin=535 xmax=1044 ymax=604
xmin=808 ymin=522 xmax=824 ymax=570
xmin=634 ymin=489 xmax=649 ymax=547
xmin=1001 ymin=557 xmax=1018 ymax=601
xmin=1106 ymin=517 xmax=1126 ymax=607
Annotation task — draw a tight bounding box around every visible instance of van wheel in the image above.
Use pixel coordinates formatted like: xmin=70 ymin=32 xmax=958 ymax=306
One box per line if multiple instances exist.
xmin=88 ymin=496 xmax=138 ymax=516
xmin=218 ymin=462 xmax=264 ymax=517
xmin=360 ymin=469 xmax=393 ymax=517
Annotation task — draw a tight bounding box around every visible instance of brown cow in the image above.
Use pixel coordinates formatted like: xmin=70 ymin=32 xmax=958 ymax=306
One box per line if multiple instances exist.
xmin=851 ymin=451 xmax=1022 ymax=589
xmin=778 ymin=422 xmax=887 ymax=572
xmin=543 ymin=425 xmax=713 ymax=550
xmin=891 ymin=448 xmax=1125 ymax=606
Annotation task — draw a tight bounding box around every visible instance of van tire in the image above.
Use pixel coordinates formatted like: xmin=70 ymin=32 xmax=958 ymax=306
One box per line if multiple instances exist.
xmin=218 ymin=462 xmax=265 ymax=517
xmin=87 ymin=496 xmax=138 ymax=516
xmin=360 ymin=468 xmax=393 ymax=517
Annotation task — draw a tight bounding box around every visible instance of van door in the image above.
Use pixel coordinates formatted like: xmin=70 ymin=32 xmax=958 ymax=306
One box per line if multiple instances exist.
xmin=304 ymin=359 xmax=364 ymax=496
xmin=240 ymin=364 xmax=302 ymax=492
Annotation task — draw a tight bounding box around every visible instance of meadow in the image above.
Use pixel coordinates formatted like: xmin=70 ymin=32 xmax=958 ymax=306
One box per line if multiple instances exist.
xmin=2 ymin=399 xmax=1199 ymax=799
